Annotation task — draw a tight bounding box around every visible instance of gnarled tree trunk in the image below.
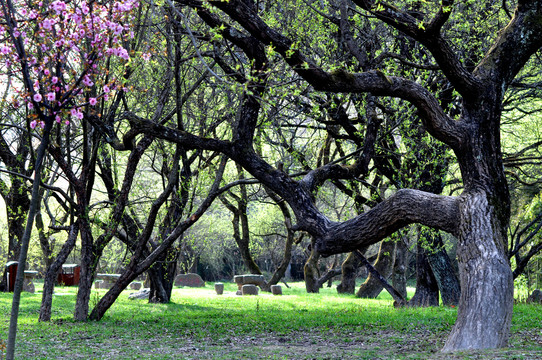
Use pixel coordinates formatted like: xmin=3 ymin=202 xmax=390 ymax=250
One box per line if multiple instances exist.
xmin=442 ymin=192 xmax=513 ymax=350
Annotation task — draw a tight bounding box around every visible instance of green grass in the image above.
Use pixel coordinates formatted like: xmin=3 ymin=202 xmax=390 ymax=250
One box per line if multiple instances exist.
xmin=0 ymin=282 xmax=541 ymax=359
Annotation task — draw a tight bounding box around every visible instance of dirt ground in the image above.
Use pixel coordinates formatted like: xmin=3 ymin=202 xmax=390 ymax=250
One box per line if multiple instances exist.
xmin=17 ymin=327 xmax=542 ymax=359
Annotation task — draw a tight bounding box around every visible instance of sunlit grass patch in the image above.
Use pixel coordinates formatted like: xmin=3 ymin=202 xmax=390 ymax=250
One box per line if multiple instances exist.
xmin=0 ymin=281 xmax=541 ymax=359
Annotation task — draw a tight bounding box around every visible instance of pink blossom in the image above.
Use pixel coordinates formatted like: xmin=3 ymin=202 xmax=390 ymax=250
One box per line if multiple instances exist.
xmin=65 ymin=120 xmax=70 ymax=126
xmin=41 ymin=19 xmax=54 ymax=31
xmin=142 ymin=52 xmax=151 ymax=62
xmin=47 ymin=92 xmax=55 ymax=101
xmin=70 ymin=108 xmax=78 ymax=117
xmin=33 ymin=93 xmax=42 ymax=102
xmin=103 ymin=85 xmax=110 ymax=93
xmin=50 ymin=1 xmax=67 ymax=14
xmin=44 ymin=69 xmax=50 ymax=76
xmin=56 ymin=115 xmax=61 ymax=123
xmin=28 ymin=102 xmax=34 ymax=109
xmin=89 ymin=97 xmax=97 ymax=106
xmin=118 ymin=48 xmax=130 ymax=60
xmin=0 ymin=45 xmax=9 ymax=55
xmin=52 ymin=76 xmax=58 ymax=84
xmin=30 ymin=120 xmax=37 ymax=129
xmin=82 ymin=75 xmax=94 ymax=87
xmin=76 ymin=111 xmax=83 ymax=119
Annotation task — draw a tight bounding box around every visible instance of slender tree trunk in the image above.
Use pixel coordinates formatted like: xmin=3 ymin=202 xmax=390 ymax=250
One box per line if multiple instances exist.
xmin=356 ymin=239 xmax=396 ymax=298
xmin=261 ymin=189 xmax=297 ymax=292
xmin=6 ymin=120 xmax=52 ymax=360
xmin=39 ymin=223 xmax=79 ymax=321
xmin=442 ymin=192 xmax=513 ymax=351
xmin=74 ymin=224 xmax=98 ymax=321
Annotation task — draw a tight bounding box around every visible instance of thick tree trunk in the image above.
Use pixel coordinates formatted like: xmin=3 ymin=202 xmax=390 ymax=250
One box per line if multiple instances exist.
xmin=148 ymin=248 xmax=179 ymax=303
xmin=427 ymin=234 xmax=460 ymax=307
xmin=408 ymin=240 xmax=439 ymax=307
xmin=392 ymin=238 xmax=409 ymax=299
xmin=442 ymin=192 xmax=513 ymax=351
xmin=356 ymin=239 xmax=396 ymax=298
xmin=304 ymin=248 xmax=320 ymax=293
xmin=337 ymin=252 xmax=360 ymax=294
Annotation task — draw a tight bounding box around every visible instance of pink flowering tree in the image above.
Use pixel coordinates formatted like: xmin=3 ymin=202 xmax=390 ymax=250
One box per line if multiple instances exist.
xmin=0 ymin=0 xmax=139 ymax=358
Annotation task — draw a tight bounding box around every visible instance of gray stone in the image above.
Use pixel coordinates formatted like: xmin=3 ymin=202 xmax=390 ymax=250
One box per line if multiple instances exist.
xmin=129 ymin=288 xmax=150 ymax=300
xmin=233 ymin=274 xmax=266 ymax=293
xmin=527 ymin=289 xmax=542 ymax=304
xmin=95 ymin=273 xmax=120 ymax=289
xmin=242 ymin=284 xmax=259 ymax=296
xmin=94 ymin=280 xmax=104 ymax=289
xmin=215 ymin=282 xmax=224 ymax=295
xmin=174 ymin=273 xmax=205 ymax=287
xmin=129 ymin=282 xmax=142 ymax=290
xmin=242 ymin=274 xmax=265 ymax=286
xmin=23 ymin=270 xmax=37 ymax=293
xmin=270 ymin=284 xmax=282 ymax=295
xmin=233 ymin=275 xmax=244 ymax=285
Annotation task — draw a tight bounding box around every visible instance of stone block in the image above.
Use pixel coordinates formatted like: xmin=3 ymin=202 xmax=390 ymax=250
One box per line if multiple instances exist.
xmin=95 ymin=280 xmax=104 ymax=289
xmin=174 ymin=273 xmax=205 ymax=287
xmin=270 ymin=284 xmax=282 ymax=295
xmin=242 ymin=284 xmax=259 ymax=296
xmin=243 ymin=274 xmax=265 ymax=286
xmin=527 ymin=289 xmax=542 ymax=304
xmin=129 ymin=282 xmax=142 ymax=290
xmin=215 ymin=282 xmax=224 ymax=295
xmin=129 ymin=288 xmax=150 ymax=300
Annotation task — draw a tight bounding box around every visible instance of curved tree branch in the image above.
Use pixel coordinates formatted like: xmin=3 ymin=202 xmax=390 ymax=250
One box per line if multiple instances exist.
xmin=475 ymin=2 xmax=542 ymax=87
xmin=316 ymin=189 xmax=460 ymax=255
xmin=199 ymin=0 xmax=465 ymax=150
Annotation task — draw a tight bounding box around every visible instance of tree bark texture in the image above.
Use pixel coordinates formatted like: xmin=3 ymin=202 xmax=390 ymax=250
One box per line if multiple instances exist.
xmin=337 ymin=252 xmax=360 ymax=294
xmin=39 ymin=223 xmax=79 ymax=321
xmin=408 ymin=240 xmax=439 ymax=307
xmin=356 ymin=239 xmax=396 ymax=298
xmin=392 ymin=238 xmax=409 ymax=299
xmin=304 ymin=248 xmax=320 ymax=293
xmin=442 ymin=192 xmax=513 ymax=351
xmin=427 ymin=234 xmax=460 ymax=307
xmin=148 ymin=248 xmax=179 ymax=303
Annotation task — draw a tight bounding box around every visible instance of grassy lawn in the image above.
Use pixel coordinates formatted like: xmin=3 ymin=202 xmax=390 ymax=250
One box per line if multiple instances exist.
xmin=1 ymin=281 xmax=541 ymax=359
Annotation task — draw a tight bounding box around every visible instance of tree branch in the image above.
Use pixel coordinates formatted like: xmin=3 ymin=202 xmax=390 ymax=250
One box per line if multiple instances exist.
xmin=316 ymin=189 xmax=459 ymax=255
